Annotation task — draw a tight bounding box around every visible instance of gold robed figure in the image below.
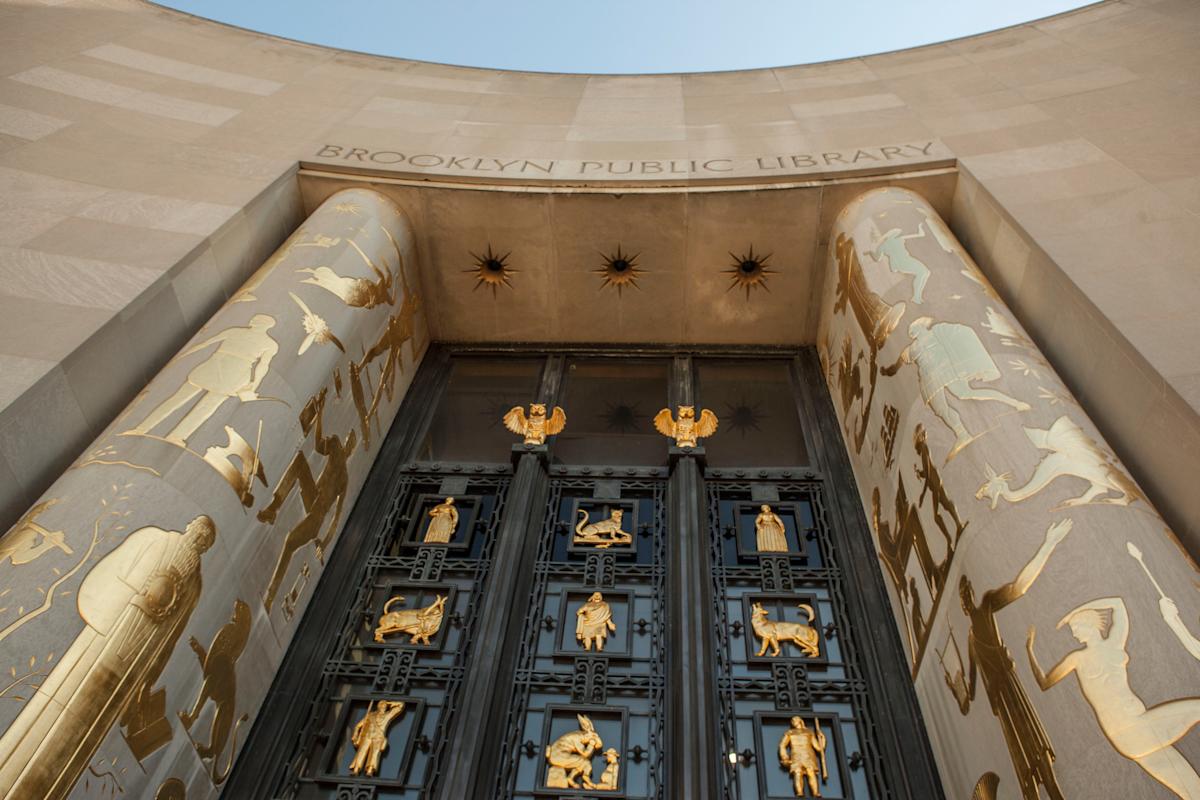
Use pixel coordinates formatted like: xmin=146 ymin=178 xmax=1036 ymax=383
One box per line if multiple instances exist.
xmin=0 ymin=515 xmax=216 ymax=800
xmin=423 ymin=497 xmax=458 ymax=544
xmin=755 ymin=504 xmax=788 ymax=552
xmin=576 ymin=592 xmax=617 ymax=652
xmin=349 ymin=700 xmax=406 ymax=777
xmin=779 ymin=716 xmax=827 ymax=797
xmin=545 ymin=714 xmax=603 ymax=789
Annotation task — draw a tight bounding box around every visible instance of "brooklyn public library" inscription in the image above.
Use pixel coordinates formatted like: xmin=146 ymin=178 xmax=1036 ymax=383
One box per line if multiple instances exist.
xmin=310 ymin=140 xmax=949 ymax=180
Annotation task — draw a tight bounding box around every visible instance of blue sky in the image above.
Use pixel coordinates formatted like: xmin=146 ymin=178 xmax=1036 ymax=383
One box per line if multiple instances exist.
xmin=157 ymin=1 xmax=1095 ymax=74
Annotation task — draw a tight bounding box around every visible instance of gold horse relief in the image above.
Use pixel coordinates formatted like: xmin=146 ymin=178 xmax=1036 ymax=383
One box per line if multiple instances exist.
xmin=976 ymin=415 xmax=1145 ymax=510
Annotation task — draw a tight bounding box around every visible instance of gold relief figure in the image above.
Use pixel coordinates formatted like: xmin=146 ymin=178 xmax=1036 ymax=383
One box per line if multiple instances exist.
xmin=296 ymin=251 xmax=394 ymax=309
xmin=1 ymin=499 xmax=72 ymax=566
xmin=179 ymin=600 xmax=251 ymax=785
xmin=259 ymin=388 xmax=357 ymax=610
xmin=576 ymin=592 xmax=617 ymax=651
xmin=869 ymin=223 xmax=932 ymax=303
xmin=653 ymin=405 xmax=718 ymax=448
xmin=201 ymin=423 xmax=267 ymax=508
xmin=574 ymin=508 xmax=632 ymax=549
xmin=751 ymin=602 xmax=820 ymax=658
xmin=423 ymin=497 xmax=458 ymax=544
xmin=128 ymin=315 xmax=280 ymax=446
xmin=281 ymin=562 xmax=311 ymax=622
xmin=880 ymin=318 xmax=1030 ymax=461
xmin=832 ymin=336 xmax=864 ymax=422
xmin=872 ymin=480 xmax=943 ymax=606
xmin=1128 ymin=542 xmax=1200 ymax=661
xmin=913 ymin=425 xmax=967 ymax=549
xmin=545 ymin=714 xmax=603 ymax=789
xmin=154 ymin=777 xmax=186 ymax=800
xmin=971 ymin=772 xmax=1000 ymax=800
xmin=778 ymin=716 xmax=827 ymax=798
xmin=595 ymin=747 xmax=620 ymax=790
xmin=374 ymin=594 xmax=447 ymax=645
xmin=832 ymin=234 xmax=905 ymax=453
xmin=0 ymin=516 xmax=215 ymax=800
xmin=349 ymin=700 xmax=406 ymax=777
xmin=977 ymin=416 xmax=1145 ymax=510
xmin=755 ymin=504 xmax=788 ymax=552
xmin=348 ymin=266 xmax=420 ymax=450
xmin=1028 ymin=597 xmax=1200 ymax=798
xmin=504 ymin=403 xmax=567 ymax=446
xmin=880 ymin=404 xmax=899 ymax=470
xmin=942 ymin=519 xmax=1072 ymax=800
xmin=289 ymin=292 xmax=346 ymax=355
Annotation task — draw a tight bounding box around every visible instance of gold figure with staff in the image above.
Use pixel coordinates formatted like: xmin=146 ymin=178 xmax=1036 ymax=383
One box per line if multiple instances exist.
xmin=778 ymin=716 xmax=827 ymax=797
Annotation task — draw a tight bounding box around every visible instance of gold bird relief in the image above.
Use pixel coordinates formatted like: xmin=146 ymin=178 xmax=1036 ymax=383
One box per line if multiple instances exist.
xmin=503 ymin=403 xmax=566 ymax=445
xmin=653 ymin=405 xmax=718 ymax=448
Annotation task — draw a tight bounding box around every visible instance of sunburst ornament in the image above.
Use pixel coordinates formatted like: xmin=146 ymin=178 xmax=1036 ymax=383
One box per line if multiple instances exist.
xmin=465 ymin=245 xmax=517 ymax=295
xmin=601 ymin=400 xmax=642 ymax=433
xmin=722 ymin=398 xmax=767 ymax=438
xmin=594 ymin=245 xmax=644 ymax=295
xmin=725 ymin=246 xmax=775 ymax=299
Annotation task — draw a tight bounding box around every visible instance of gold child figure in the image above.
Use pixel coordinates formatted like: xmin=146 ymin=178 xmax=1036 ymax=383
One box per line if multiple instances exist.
xmin=755 ymin=504 xmax=788 ymax=552
xmin=349 ymin=700 xmax=406 ymax=777
xmin=595 ymin=748 xmax=620 ymax=790
xmin=576 ymin=592 xmax=617 ymax=651
xmin=423 ymin=497 xmax=458 ymax=544
xmin=779 ymin=716 xmax=827 ymax=797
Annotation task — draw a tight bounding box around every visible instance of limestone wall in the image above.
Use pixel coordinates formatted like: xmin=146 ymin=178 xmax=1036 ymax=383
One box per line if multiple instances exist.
xmin=0 ymin=187 xmax=427 ymax=800
xmin=818 ymin=186 xmax=1200 ymax=799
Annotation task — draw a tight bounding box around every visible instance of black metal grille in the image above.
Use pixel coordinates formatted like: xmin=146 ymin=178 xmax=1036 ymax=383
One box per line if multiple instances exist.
xmin=707 ymin=478 xmax=890 ymax=800
xmin=492 ymin=476 xmax=668 ymax=799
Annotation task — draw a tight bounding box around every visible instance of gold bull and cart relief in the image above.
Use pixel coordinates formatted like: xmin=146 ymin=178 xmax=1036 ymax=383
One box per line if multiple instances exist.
xmin=778 ymin=716 xmax=828 ymax=798
xmin=179 ymin=598 xmax=251 ymax=785
xmin=976 ymin=415 xmax=1145 ymax=510
xmin=940 ymin=519 xmax=1072 ymax=800
xmin=1027 ymin=595 xmax=1200 ymax=798
xmin=373 ymin=595 xmax=447 ymax=645
xmin=544 ymin=713 xmax=620 ymax=791
xmin=751 ymin=602 xmax=820 ymax=658
xmin=0 ymin=515 xmax=216 ymax=800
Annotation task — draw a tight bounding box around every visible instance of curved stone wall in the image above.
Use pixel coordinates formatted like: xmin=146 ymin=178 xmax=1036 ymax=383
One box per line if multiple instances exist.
xmin=817 ymin=186 xmax=1200 ymax=798
xmin=0 ymin=187 xmax=426 ymax=800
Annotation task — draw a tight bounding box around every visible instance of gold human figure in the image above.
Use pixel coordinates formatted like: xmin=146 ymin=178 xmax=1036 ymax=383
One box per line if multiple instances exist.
xmin=1128 ymin=542 xmax=1200 ymax=661
xmin=880 ymin=317 xmax=1030 ymax=460
xmin=504 ymin=403 xmax=567 ymax=445
xmin=653 ymin=405 xmax=718 ymax=448
xmin=976 ymin=416 xmax=1145 ymax=509
xmin=778 ymin=716 xmax=827 ymax=797
xmin=750 ymin=602 xmax=820 ymax=658
xmin=869 ymin=223 xmax=931 ymax=303
xmin=755 ymin=504 xmax=788 ymax=552
xmin=872 ymin=481 xmax=941 ymax=602
xmin=576 ymin=592 xmax=617 ymax=651
xmin=130 ymin=315 xmax=279 ymax=446
xmin=943 ymin=519 xmax=1072 ymax=800
xmin=179 ymin=599 xmax=251 ymax=785
xmin=913 ymin=425 xmax=966 ymax=548
xmin=423 ymin=497 xmax=458 ymax=544
xmin=259 ymin=388 xmax=357 ymax=609
xmin=545 ymin=714 xmax=603 ymax=789
xmin=349 ymin=700 xmax=406 ymax=777
xmin=595 ymin=748 xmax=620 ymax=790
xmin=374 ymin=594 xmax=447 ymax=645
xmin=0 ymin=515 xmax=215 ymax=800
xmin=1027 ymin=596 xmax=1200 ymax=798
xmin=1 ymin=499 xmax=72 ymax=566
xmin=574 ymin=508 xmax=632 ymax=549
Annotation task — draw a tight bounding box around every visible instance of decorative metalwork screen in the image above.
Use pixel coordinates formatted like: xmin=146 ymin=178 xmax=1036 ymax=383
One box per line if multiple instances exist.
xmin=277 ymin=467 xmax=511 ymax=798
xmin=493 ymin=472 xmax=668 ymax=799
xmin=707 ymin=477 xmax=889 ymax=799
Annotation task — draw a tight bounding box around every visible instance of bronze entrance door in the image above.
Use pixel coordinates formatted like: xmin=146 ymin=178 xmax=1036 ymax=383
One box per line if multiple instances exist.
xmin=228 ymin=347 xmax=941 ymax=800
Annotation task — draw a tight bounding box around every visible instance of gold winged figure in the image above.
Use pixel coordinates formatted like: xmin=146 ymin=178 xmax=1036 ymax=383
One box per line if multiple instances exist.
xmin=503 ymin=403 xmax=566 ymax=445
xmin=653 ymin=405 xmax=718 ymax=448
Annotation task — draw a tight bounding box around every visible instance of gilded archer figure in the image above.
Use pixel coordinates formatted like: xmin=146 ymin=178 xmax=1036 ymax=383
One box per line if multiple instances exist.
xmin=1027 ymin=597 xmax=1200 ymax=798
xmin=755 ymin=504 xmax=788 ymax=552
xmin=943 ymin=519 xmax=1072 ymax=800
xmin=423 ymin=497 xmax=458 ymax=544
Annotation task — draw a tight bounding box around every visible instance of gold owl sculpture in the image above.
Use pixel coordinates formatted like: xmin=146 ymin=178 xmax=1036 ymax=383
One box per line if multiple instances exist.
xmin=503 ymin=403 xmax=567 ymax=445
xmin=653 ymin=405 xmax=718 ymax=448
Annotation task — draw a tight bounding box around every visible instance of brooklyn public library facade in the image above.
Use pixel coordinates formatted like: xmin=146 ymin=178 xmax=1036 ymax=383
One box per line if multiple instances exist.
xmin=0 ymin=1 xmax=1198 ymax=798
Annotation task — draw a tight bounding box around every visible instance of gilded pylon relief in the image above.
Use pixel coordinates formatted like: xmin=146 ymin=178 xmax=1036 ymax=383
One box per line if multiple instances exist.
xmin=818 ymin=186 xmax=1200 ymax=799
xmin=0 ymin=188 xmax=426 ymax=800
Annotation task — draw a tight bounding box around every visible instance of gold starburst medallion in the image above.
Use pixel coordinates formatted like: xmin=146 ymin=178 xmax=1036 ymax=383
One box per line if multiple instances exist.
xmin=465 ymin=245 xmax=517 ymax=295
xmin=594 ymin=245 xmax=643 ymax=295
xmin=725 ymin=246 xmax=775 ymax=299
